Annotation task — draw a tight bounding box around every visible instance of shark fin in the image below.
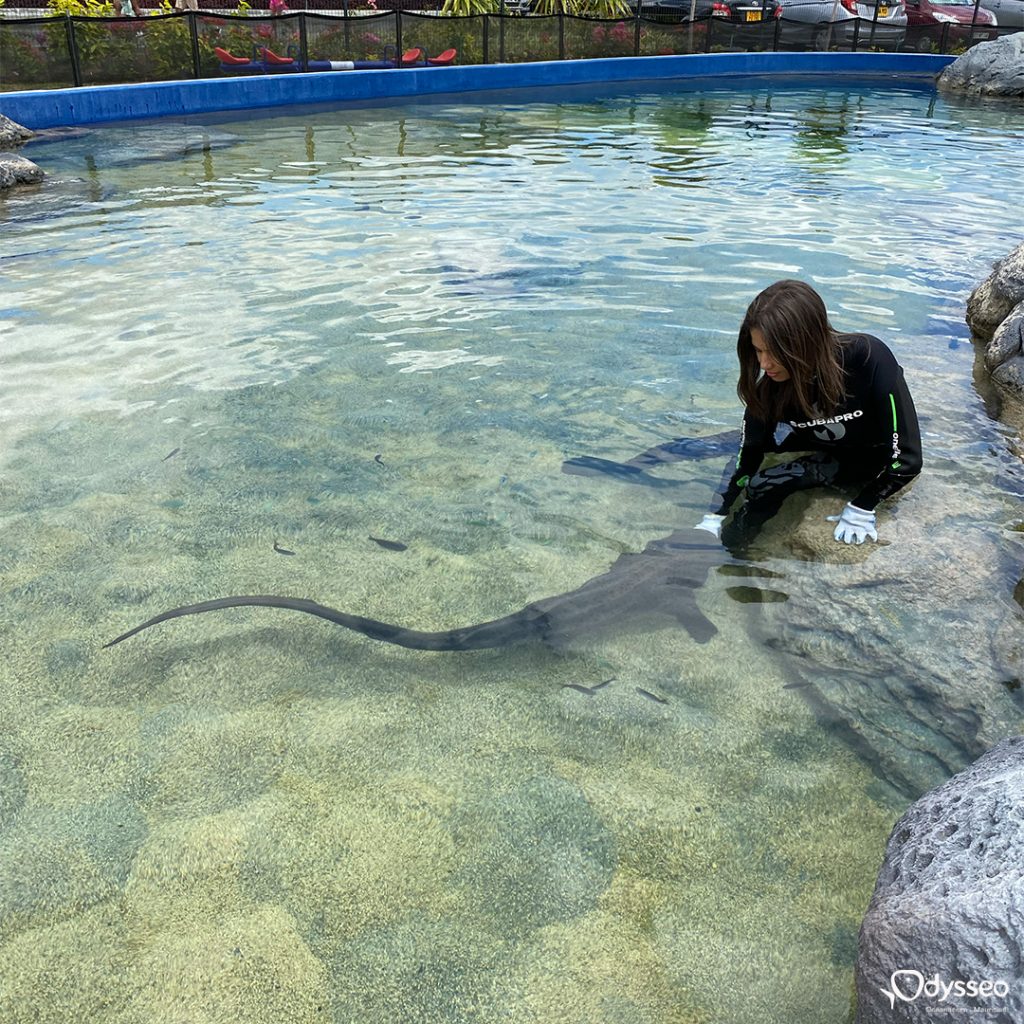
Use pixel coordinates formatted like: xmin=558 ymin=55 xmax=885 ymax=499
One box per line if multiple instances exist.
xmin=667 ymin=590 xmax=718 ymax=644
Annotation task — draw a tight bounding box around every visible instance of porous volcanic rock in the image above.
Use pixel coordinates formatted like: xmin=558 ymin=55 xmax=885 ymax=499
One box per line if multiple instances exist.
xmin=855 ymin=737 xmax=1024 ymax=1023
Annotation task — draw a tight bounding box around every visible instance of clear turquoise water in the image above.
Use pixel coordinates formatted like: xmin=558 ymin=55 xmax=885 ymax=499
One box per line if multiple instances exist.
xmin=1 ymin=81 xmax=1023 ymax=1023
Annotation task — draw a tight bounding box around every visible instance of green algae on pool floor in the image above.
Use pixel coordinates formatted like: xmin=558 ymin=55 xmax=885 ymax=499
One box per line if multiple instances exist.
xmin=1 ymin=564 xmax=898 ymax=1023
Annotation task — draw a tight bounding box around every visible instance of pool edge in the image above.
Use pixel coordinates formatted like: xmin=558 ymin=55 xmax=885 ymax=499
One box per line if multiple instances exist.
xmin=0 ymin=52 xmax=955 ymax=130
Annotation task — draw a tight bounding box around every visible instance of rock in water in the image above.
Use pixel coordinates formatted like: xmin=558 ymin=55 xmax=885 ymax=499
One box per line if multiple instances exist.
xmin=0 ymin=152 xmax=44 ymax=191
xmin=0 ymin=115 xmax=43 ymax=192
xmin=967 ymin=242 xmax=1024 ymax=401
xmin=855 ymin=737 xmax=1024 ymax=1023
xmin=0 ymin=114 xmax=33 ymax=150
xmin=937 ymin=32 xmax=1024 ymax=99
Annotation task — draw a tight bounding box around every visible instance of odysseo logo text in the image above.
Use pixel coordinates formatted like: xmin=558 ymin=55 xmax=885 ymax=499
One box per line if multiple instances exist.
xmin=880 ymin=970 xmax=1010 ymax=1010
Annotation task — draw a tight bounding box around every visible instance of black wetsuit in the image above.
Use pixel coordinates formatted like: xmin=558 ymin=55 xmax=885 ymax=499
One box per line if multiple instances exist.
xmin=713 ymin=333 xmax=922 ymax=547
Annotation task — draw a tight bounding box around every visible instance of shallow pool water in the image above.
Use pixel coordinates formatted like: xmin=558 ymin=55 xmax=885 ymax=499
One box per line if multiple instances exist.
xmin=1 ymin=80 xmax=1023 ymax=1024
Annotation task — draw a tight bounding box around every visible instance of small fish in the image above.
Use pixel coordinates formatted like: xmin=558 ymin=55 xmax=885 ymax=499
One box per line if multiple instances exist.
xmin=561 ymin=677 xmax=616 ymax=696
xmin=725 ymin=586 xmax=789 ymax=605
xmin=369 ymin=536 xmax=407 ymax=552
xmin=717 ymin=563 xmax=784 ymax=580
xmin=635 ymin=687 xmax=668 ymax=705
xmin=374 ymin=453 xmax=385 ymax=466
xmin=782 ymin=680 xmax=813 ymax=690
xmin=273 ymin=541 xmax=295 ymax=556
xmin=161 ymin=447 xmax=180 ymax=462
xmin=848 ymin=578 xmax=908 ymax=590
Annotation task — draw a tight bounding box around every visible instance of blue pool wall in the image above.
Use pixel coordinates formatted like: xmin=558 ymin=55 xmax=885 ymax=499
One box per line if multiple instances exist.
xmin=0 ymin=52 xmax=955 ymax=130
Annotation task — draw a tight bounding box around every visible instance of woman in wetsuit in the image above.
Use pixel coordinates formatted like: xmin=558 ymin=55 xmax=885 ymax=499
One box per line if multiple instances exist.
xmin=695 ymin=279 xmax=922 ymax=548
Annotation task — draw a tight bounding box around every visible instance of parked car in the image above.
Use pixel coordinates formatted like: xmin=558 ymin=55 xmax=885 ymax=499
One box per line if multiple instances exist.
xmin=708 ymin=0 xmax=783 ymax=46
xmin=774 ymin=0 xmax=908 ymax=49
xmin=977 ymin=0 xmax=1023 ymax=27
xmin=636 ymin=0 xmax=780 ymax=46
xmin=634 ymin=0 xmax=717 ymax=21
xmin=902 ymin=0 xmax=999 ymax=49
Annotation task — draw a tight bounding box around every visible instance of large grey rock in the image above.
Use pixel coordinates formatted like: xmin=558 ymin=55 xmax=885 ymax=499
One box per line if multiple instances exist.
xmin=0 ymin=115 xmax=42 ymax=190
xmin=0 ymin=114 xmax=33 ymax=150
xmin=968 ymin=242 xmax=1024 ymax=340
xmin=855 ymin=737 xmax=1024 ymax=1024
xmin=988 ymin=302 xmax=1024 ymax=395
xmin=0 ymin=151 xmax=44 ymax=191
xmin=992 ymin=240 xmax=1024 ymax=300
xmin=937 ymin=32 xmax=1024 ymax=99
xmin=967 ymin=242 xmax=1024 ymax=401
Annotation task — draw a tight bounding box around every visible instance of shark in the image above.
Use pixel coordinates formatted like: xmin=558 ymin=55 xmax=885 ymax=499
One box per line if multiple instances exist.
xmin=105 ymin=432 xmax=774 ymax=653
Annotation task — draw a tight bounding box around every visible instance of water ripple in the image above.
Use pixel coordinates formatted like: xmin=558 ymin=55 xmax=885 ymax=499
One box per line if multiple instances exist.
xmin=2 ymin=83 xmax=1022 ymax=458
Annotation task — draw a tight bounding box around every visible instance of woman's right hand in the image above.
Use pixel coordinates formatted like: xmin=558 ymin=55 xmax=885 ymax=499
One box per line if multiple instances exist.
xmin=694 ymin=514 xmax=725 ymax=539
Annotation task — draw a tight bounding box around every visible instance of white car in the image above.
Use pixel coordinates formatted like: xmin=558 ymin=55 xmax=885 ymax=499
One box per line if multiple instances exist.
xmin=775 ymin=0 xmax=909 ymax=49
xmin=977 ymin=0 xmax=1023 ymax=26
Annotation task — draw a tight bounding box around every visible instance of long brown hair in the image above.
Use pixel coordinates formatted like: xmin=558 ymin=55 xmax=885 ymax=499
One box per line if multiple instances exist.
xmin=736 ymin=279 xmax=846 ymax=423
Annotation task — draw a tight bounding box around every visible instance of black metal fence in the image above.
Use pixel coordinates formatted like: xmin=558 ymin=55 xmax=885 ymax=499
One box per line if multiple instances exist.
xmin=0 ymin=8 xmax=1012 ymax=91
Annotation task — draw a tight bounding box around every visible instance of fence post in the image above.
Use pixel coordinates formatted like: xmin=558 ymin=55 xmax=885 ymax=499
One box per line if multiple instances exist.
xmin=65 ymin=14 xmax=83 ymax=88
xmin=939 ymin=19 xmax=948 ymax=51
xmin=396 ymin=9 xmax=403 ymax=60
xmin=558 ymin=0 xmax=565 ymax=60
xmin=483 ymin=13 xmax=490 ymax=64
xmin=772 ymin=9 xmax=780 ymax=50
xmin=867 ymin=0 xmax=880 ymax=50
xmin=298 ymin=12 xmax=308 ymax=69
xmin=499 ymin=10 xmax=506 ymax=62
xmin=634 ymin=1 xmax=642 ymax=57
xmin=187 ymin=11 xmax=201 ymax=78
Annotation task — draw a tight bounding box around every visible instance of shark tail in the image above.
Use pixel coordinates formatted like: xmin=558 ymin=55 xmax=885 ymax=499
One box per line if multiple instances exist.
xmin=103 ymin=594 xmax=549 ymax=652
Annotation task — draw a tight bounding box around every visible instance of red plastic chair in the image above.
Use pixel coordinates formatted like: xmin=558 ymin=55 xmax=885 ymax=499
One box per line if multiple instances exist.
xmin=261 ymin=47 xmax=297 ymax=65
xmin=214 ymin=47 xmax=254 ymax=66
xmin=400 ymin=47 xmax=425 ymax=66
xmin=427 ymin=48 xmax=457 ymax=66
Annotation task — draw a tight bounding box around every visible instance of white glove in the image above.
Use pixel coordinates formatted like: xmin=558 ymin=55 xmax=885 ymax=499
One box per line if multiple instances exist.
xmin=826 ymin=503 xmax=878 ymax=544
xmin=694 ymin=514 xmax=725 ymax=538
